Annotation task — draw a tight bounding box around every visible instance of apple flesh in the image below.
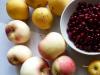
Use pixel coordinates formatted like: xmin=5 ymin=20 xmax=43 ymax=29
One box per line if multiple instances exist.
xmin=52 ymin=56 xmax=76 ymax=75
xmin=38 ymin=32 xmax=66 ymax=60
xmin=20 ymin=57 xmax=50 ymax=75
xmin=5 ymin=20 xmax=31 ymax=44
xmin=7 ymin=45 xmax=32 ymax=65
xmin=88 ymin=60 xmax=100 ymax=75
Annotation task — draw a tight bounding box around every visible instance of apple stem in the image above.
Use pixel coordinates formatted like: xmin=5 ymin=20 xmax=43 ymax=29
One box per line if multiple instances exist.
xmin=82 ymin=65 xmax=88 ymax=68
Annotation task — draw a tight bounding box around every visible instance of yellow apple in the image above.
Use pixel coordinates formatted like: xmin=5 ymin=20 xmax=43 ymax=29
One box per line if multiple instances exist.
xmin=32 ymin=7 xmax=53 ymax=30
xmin=88 ymin=60 xmax=100 ymax=75
xmin=48 ymin=0 xmax=70 ymax=16
xmin=6 ymin=0 xmax=29 ymax=20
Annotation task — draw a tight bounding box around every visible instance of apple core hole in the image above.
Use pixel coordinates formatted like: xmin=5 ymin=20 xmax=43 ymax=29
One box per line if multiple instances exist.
xmin=94 ymin=66 xmax=98 ymax=70
xmin=6 ymin=26 xmax=16 ymax=35
xmin=11 ymin=57 xmax=19 ymax=64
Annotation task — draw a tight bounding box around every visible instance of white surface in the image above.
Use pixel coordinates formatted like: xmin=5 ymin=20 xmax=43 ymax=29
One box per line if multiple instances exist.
xmin=0 ymin=0 xmax=100 ymax=75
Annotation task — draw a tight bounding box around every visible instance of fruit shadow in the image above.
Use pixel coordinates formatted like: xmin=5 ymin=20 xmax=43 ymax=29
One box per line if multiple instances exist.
xmin=16 ymin=65 xmax=21 ymax=75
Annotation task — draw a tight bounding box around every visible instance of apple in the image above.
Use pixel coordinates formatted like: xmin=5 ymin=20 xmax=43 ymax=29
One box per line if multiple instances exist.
xmin=25 ymin=0 xmax=47 ymax=9
xmin=52 ymin=56 xmax=76 ymax=75
xmin=6 ymin=0 xmax=29 ymax=20
xmin=7 ymin=45 xmax=32 ymax=65
xmin=38 ymin=32 xmax=66 ymax=60
xmin=48 ymin=0 xmax=70 ymax=16
xmin=88 ymin=60 xmax=100 ymax=75
xmin=32 ymin=7 xmax=53 ymax=30
xmin=20 ymin=57 xmax=50 ymax=75
xmin=5 ymin=20 xmax=31 ymax=44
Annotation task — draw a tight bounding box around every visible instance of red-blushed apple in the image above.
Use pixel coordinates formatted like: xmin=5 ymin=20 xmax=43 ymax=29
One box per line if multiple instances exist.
xmin=20 ymin=57 xmax=50 ymax=75
xmin=88 ymin=60 xmax=100 ymax=75
xmin=52 ymin=56 xmax=76 ymax=75
xmin=7 ymin=45 xmax=33 ymax=65
xmin=38 ymin=32 xmax=66 ymax=60
xmin=5 ymin=20 xmax=31 ymax=44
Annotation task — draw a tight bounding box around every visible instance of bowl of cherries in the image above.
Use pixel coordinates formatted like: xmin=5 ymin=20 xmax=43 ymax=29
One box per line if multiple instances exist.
xmin=60 ymin=0 xmax=100 ymax=55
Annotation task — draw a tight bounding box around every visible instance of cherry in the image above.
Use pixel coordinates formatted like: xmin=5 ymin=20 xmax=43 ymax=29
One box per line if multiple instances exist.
xmin=67 ymin=2 xmax=100 ymax=52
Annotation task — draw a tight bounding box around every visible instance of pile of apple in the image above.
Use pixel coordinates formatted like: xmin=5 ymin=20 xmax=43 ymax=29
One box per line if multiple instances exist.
xmin=6 ymin=23 xmax=76 ymax=75
xmin=5 ymin=21 xmax=100 ymax=75
xmin=6 ymin=0 xmax=76 ymax=75
xmin=5 ymin=0 xmax=100 ymax=75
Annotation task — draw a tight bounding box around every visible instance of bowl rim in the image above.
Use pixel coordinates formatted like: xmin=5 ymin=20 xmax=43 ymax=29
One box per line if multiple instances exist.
xmin=60 ymin=0 xmax=100 ymax=55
